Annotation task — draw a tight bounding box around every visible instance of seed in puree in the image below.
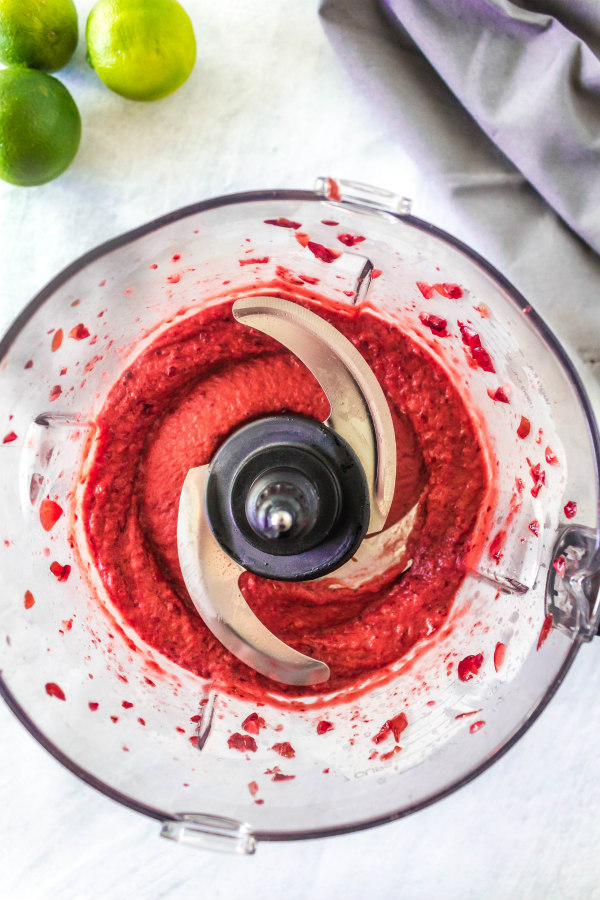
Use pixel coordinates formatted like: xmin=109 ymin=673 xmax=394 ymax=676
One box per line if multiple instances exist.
xmin=82 ymin=296 xmax=487 ymax=702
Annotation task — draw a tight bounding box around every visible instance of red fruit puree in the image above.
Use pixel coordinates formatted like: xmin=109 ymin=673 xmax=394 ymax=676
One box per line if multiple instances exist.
xmin=82 ymin=297 xmax=487 ymax=702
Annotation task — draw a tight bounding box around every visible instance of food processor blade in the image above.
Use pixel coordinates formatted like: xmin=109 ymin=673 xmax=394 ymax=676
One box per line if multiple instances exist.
xmin=176 ymin=297 xmax=398 ymax=685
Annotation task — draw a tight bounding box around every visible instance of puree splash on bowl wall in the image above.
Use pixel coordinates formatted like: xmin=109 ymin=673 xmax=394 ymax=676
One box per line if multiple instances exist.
xmin=0 ymin=178 xmax=598 ymax=852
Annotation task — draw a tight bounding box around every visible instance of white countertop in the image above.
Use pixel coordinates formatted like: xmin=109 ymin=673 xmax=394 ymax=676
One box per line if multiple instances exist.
xmin=1 ymin=2 xmax=599 ymax=898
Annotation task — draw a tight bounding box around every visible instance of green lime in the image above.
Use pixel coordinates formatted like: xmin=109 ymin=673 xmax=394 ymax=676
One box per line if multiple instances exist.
xmin=0 ymin=68 xmax=81 ymax=186
xmin=0 ymin=0 xmax=78 ymax=73
xmin=86 ymin=0 xmax=196 ymax=102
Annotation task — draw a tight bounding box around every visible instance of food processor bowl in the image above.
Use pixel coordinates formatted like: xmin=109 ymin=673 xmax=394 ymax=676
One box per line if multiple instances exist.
xmin=1 ymin=179 xmax=598 ymax=852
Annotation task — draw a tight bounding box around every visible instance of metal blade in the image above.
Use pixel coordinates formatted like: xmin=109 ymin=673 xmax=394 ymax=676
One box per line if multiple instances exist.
xmin=232 ymin=296 xmax=396 ymax=535
xmin=177 ymin=465 xmax=331 ymax=687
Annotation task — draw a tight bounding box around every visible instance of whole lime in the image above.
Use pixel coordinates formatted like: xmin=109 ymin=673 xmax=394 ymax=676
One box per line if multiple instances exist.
xmin=86 ymin=0 xmax=196 ymax=102
xmin=0 ymin=0 xmax=78 ymax=72
xmin=0 ymin=67 xmax=81 ymax=186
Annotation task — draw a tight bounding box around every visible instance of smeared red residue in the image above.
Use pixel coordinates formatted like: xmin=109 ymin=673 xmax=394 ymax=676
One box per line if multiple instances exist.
xmin=553 ymin=555 xmax=566 ymax=577
xmin=487 ymin=387 xmax=510 ymax=404
xmin=307 ymin=242 xmax=341 ymax=263
xmin=343 ymin=290 xmax=354 ymax=298
xmin=50 ymin=561 xmax=71 ymax=581
xmin=371 ymin=268 xmax=382 ymax=278
xmin=167 ymin=273 xmax=181 ymax=283
xmin=88 ymin=702 xmax=98 ymax=711
xmin=545 ymin=447 xmax=559 ymax=465
xmin=564 ymin=500 xmax=577 ymax=519
xmin=110 ymin=715 xmax=119 ymax=723
xmin=49 ymin=385 xmax=62 ymax=402
xmin=528 ymin=461 xmax=546 ymax=498
xmin=416 ymin=281 xmax=434 ymax=299
xmin=294 ymin=232 xmax=310 ymax=248
xmin=326 ymin=178 xmax=341 ymax=201
xmin=239 ymin=257 xmax=269 ymax=266
xmin=61 ymin=618 xmax=72 ymax=632
xmin=122 ymin=746 xmax=129 ymax=752
xmin=3 ymin=431 xmax=17 ymax=444
xmin=419 ymin=312 xmax=449 ymax=337
xmin=528 ymin=520 xmax=540 ymax=537
xmin=474 ymin=304 xmax=489 ymax=317
xmin=271 ymin=741 xmax=295 ymax=759
xmin=537 ymin=614 xmax=553 ymax=650
xmin=40 ymin=499 xmax=63 ymax=531
xmin=69 ymin=324 xmax=90 ymax=341
xmin=299 ymin=273 xmax=319 ymax=285
xmin=469 ymin=720 xmax=485 ymax=734
xmin=242 ymin=712 xmax=266 ymax=734
xmin=24 ymin=359 xmax=33 ymax=369
xmin=436 ymin=283 xmax=463 ymax=299
xmin=24 ymin=590 xmax=35 ymax=609
xmin=45 ymin=682 xmax=65 ymax=700
xmin=517 ymin=416 xmax=531 ymax=439
xmin=122 ymin=700 xmax=134 ymax=709
xmin=454 ymin=709 xmax=482 ymax=720
xmin=337 ymin=233 xmax=365 ymax=247
xmin=494 ymin=642 xmax=506 ymax=672
xmin=51 ymin=329 xmax=63 ymax=352
xmin=264 ymin=217 xmax=301 ymax=229
xmin=458 ymin=322 xmax=495 ymax=372
xmin=190 ymin=714 xmax=201 ymax=723
xmin=372 ymin=711 xmax=408 ymax=744
xmin=189 ymin=736 xmax=198 ymax=747
xmin=317 ymin=720 xmax=333 ymax=734
xmin=458 ymin=653 xmax=483 ymax=682
xmin=228 ymin=733 xmax=257 ymax=753
xmin=489 ymin=531 xmax=504 ymax=562
xmin=380 ymin=745 xmax=402 ymax=762
xmin=248 ymin=780 xmax=259 ymax=797
xmin=272 ymin=772 xmax=295 ymax=782
xmin=175 ymin=726 xmax=185 ymax=734
xmin=138 ymin=717 xmax=146 ymax=726
xmin=321 ymin=219 xmax=339 ymax=226
xmin=144 ymin=677 xmax=155 ymax=687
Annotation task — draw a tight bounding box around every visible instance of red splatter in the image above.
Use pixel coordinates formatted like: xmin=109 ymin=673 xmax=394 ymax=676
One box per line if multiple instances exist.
xmin=51 ymin=329 xmax=63 ymax=352
xmin=264 ymin=217 xmax=301 ymax=229
xmin=45 ymin=682 xmax=65 ymax=700
xmin=537 ymin=614 xmax=553 ymax=650
xmin=69 ymin=324 xmax=90 ymax=340
xmin=416 ymin=281 xmax=434 ymax=299
xmin=564 ymin=500 xmax=577 ymax=519
xmin=122 ymin=746 xmax=129 ymax=752
xmin=458 ymin=653 xmax=483 ymax=682
xmin=371 ymin=268 xmax=382 ymax=278
xmin=24 ymin=359 xmax=33 ymax=369
xmin=61 ymin=618 xmax=72 ymax=632
xmin=316 ymin=720 xmax=334 ymax=734
xmin=528 ymin=520 xmax=540 ymax=537
xmin=171 ymin=254 xmax=181 ymax=262
xmin=545 ymin=447 xmax=559 ymax=465
xmin=380 ymin=745 xmax=402 ymax=762
xmin=110 ymin=715 xmax=119 ymax=723
xmin=49 ymin=385 xmax=62 ymax=401
xmin=528 ymin=461 xmax=546 ymax=498
xmin=337 ymin=233 xmax=365 ymax=247
xmin=238 ymin=257 xmax=269 ymax=266
xmin=40 ymin=499 xmax=63 ymax=532
xmin=272 ymin=772 xmax=295 ymax=782
xmin=553 ymin=555 xmax=566 ymax=577
xmin=535 ymin=428 xmax=543 ymax=445
xmin=321 ymin=219 xmax=339 ymax=226
xmin=144 ymin=677 xmax=155 ymax=687
xmin=458 ymin=322 xmax=495 ymax=372
xmin=50 ymin=561 xmax=71 ymax=581
xmin=489 ymin=531 xmax=504 ymax=562
xmin=24 ymin=590 xmax=35 ymax=609
xmin=271 ymin=741 xmax=295 ymax=759
xmin=150 ymin=263 xmax=158 ymax=270
xmin=227 ymin=733 xmax=257 ymax=753
xmin=517 ymin=416 xmax=531 ymax=439
xmin=436 ymin=283 xmax=463 ymax=299
xmin=419 ymin=312 xmax=449 ymax=337
xmin=176 ymin=726 xmax=185 ymax=733
xmin=494 ymin=642 xmax=506 ymax=672
xmin=88 ymin=702 xmax=98 ymax=711
xmin=138 ymin=717 xmax=146 ymax=726
xmin=299 ymin=273 xmax=319 ymax=285
xmin=474 ymin=304 xmax=489 ymax=317
xmin=454 ymin=709 xmax=482 ymax=720
xmin=3 ymin=431 xmax=17 ymax=444
xmin=189 ymin=736 xmax=198 ymax=747
xmin=242 ymin=712 xmax=266 ymax=734
xmin=295 ymin=232 xmax=310 ymax=247
xmin=248 ymin=780 xmax=259 ymax=796
xmin=487 ymin=387 xmax=510 ymax=404
xmin=122 ymin=700 xmax=134 ymax=709
xmin=307 ymin=242 xmax=341 ymax=263
xmin=372 ymin=711 xmax=408 ymax=744
xmin=167 ymin=273 xmax=181 ymax=283
xmin=469 ymin=720 xmax=485 ymax=734
xmin=343 ymin=290 xmax=354 ymax=298
xmin=326 ymin=178 xmax=341 ymax=201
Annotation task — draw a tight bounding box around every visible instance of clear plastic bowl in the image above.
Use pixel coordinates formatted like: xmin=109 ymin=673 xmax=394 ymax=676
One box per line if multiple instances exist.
xmin=1 ymin=179 xmax=598 ymax=852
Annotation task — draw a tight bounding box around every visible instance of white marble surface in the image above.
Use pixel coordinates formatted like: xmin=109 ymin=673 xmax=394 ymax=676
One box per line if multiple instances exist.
xmin=1 ymin=2 xmax=599 ymax=898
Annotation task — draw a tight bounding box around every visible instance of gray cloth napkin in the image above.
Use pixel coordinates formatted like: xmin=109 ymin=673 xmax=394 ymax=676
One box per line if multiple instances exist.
xmin=319 ymin=0 xmax=600 ymax=403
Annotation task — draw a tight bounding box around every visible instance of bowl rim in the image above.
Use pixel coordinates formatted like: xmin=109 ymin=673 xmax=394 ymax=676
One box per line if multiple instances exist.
xmin=0 ymin=187 xmax=596 ymax=844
